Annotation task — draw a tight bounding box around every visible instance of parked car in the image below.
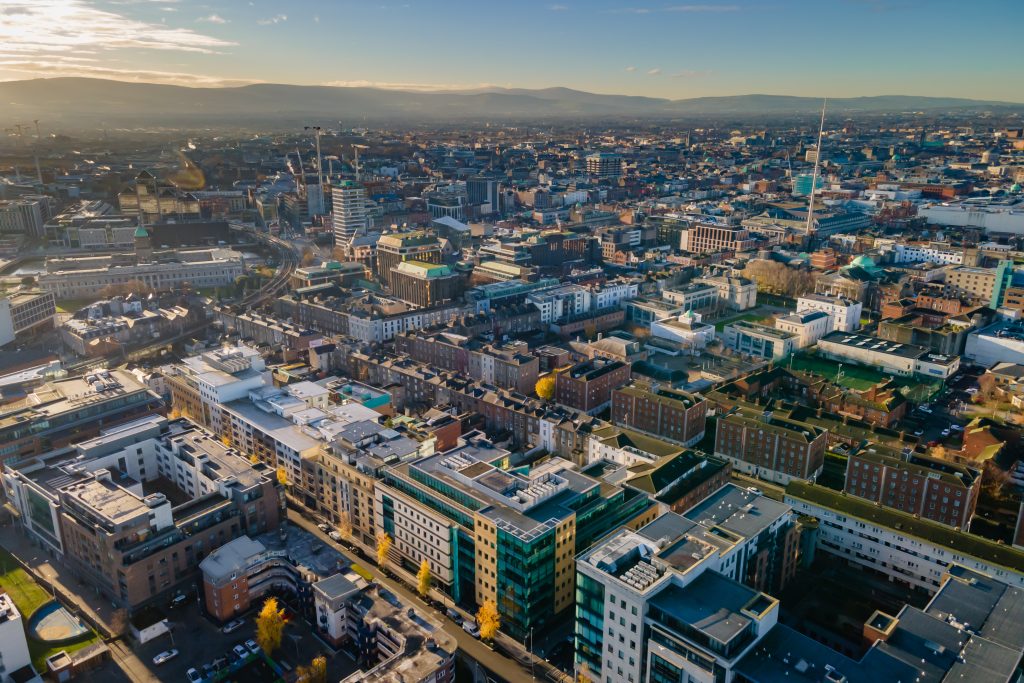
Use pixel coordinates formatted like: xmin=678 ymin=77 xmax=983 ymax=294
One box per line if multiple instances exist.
xmin=233 ymin=644 xmax=249 ymax=660
xmin=169 ymin=594 xmax=188 ymax=609
xmin=185 ymin=668 xmax=202 ymax=683
xmin=913 ymin=429 xmax=924 ymax=437
xmin=222 ymin=619 xmax=245 ymax=634
xmin=966 ymin=387 xmax=979 ymax=395
xmin=918 ymin=405 xmax=933 ymax=414
xmin=462 ymin=620 xmax=480 ymax=637
xmin=446 ymin=608 xmax=460 ymax=622
xmin=951 ymin=424 xmax=964 ymax=432
xmin=941 ymin=428 xmax=951 ymax=437
xmin=317 ymin=523 xmax=330 ymax=532
xmin=328 ymin=530 xmax=342 ymax=542
xmin=245 ymin=639 xmax=261 ymax=655
xmin=153 ymin=650 xmax=178 ymax=665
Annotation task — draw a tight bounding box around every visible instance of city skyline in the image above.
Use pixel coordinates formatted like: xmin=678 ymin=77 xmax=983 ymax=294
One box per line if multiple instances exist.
xmin=1 ymin=0 xmax=1022 ymax=102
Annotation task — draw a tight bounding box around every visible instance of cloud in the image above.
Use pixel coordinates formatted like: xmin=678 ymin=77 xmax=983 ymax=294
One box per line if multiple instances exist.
xmin=324 ymin=80 xmax=499 ymax=92
xmin=647 ymin=68 xmax=661 ymax=75
xmin=0 ymin=59 xmax=257 ymax=87
xmin=605 ymin=4 xmax=738 ymax=13
xmin=548 ymin=3 xmax=569 ymax=9
xmin=0 ymin=0 xmax=235 ymax=59
xmin=257 ymin=14 xmax=287 ymax=25
xmin=624 ymin=66 xmax=637 ymax=72
xmin=197 ymin=14 xmax=227 ymax=24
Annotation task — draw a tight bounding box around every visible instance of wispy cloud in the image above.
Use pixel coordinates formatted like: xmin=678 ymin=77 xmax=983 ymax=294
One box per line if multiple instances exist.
xmin=0 ymin=0 xmax=234 ymax=57
xmin=647 ymin=68 xmax=661 ymax=75
xmin=548 ymin=3 xmax=569 ymax=9
xmin=197 ymin=14 xmax=227 ymax=24
xmin=324 ymin=80 xmax=498 ymax=92
xmin=605 ymin=4 xmax=738 ymax=13
xmin=257 ymin=14 xmax=287 ymax=25
xmin=624 ymin=66 xmax=637 ymax=72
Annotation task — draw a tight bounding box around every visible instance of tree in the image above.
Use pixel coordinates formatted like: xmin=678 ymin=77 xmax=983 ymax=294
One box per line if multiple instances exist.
xmin=577 ymin=661 xmax=592 ymax=683
xmin=337 ymin=510 xmax=353 ymax=543
xmin=296 ymin=654 xmax=327 ymax=683
xmin=100 ymin=279 xmax=153 ymax=299
xmin=301 ymin=247 xmax=318 ymax=267
xmin=535 ymin=376 xmax=556 ymax=401
xmin=376 ymin=531 xmax=392 ymax=568
xmin=20 ymin=276 xmax=35 ymax=287
xmin=276 ymin=466 xmax=288 ymax=486
xmin=476 ymin=599 xmax=500 ymax=641
xmin=255 ymin=597 xmax=285 ymax=656
xmin=976 ymin=374 xmax=998 ymax=401
xmin=416 ymin=559 xmax=432 ymax=598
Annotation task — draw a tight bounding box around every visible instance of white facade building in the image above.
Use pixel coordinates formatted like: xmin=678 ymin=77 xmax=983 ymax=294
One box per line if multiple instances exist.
xmin=796 ymin=294 xmax=863 ymax=332
xmin=528 ymin=285 xmax=592 ymax=324
xmin=891 ymin=243 xmax=965 ymax=265
xmin=0 ymin=592 xmax=33 ymax=680
xmin=774 ymin=310 xmax=831 ymax=348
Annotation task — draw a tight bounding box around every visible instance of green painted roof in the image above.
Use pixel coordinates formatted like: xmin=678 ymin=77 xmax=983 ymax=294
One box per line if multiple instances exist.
xmin=134 ymin=226 xmax=149 ymax=238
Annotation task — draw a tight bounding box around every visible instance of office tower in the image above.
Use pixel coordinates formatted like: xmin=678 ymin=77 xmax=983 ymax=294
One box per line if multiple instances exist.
xmin=375 ymin=230 xmax=442 ymax=288
xmin=586 ymin=153 xmax=623 ymax=178
xmin=331 ymin=181 xmax=368 ymax=246
xmin=467 ymin=176 xmax=501 ymax=214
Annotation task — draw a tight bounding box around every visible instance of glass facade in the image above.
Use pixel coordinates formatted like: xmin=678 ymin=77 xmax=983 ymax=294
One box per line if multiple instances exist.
xmin=497 ymin=526 xmax=556 ymax=641
xmin=575 ymin=571 xmax=605 ymax=678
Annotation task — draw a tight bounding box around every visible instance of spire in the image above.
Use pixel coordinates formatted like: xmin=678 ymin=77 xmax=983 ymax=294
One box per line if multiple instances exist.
xmin=806 ymin=98 xmax=827 ymax=235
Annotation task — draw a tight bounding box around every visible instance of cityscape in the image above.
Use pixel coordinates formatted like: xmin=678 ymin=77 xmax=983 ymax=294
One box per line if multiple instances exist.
xmin=1 ymin=2 xmax=1024 ymax=683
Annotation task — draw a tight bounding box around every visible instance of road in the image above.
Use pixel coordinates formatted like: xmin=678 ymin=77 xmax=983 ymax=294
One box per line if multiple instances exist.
xmin=287 ymin=511 xmax=571 ymax=683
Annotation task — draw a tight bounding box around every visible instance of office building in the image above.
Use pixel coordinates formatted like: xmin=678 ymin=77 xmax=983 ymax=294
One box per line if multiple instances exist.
xmin=715 ymin=409 xmax=827 ymax=484
xmin=118 ymin=171 xmax=201 ymax=223
xmin=611 ymin=383 xmax=707 ymax=447
xmin=945 ymin=261 xmax=1014 ymax=308
xmin=331 ymin=181 xmax=368 ymax=245
xmin=2 ymin=416 xmax=281 ymax=610
xmin=163 ymin=345 xmax=270 ymax=434
xmin=774 ymin=310 xmax=831 ymax=348
xmin=693 ymin=274 xmax=757 ymax=311
xmin=0 ymin=592 xmax=33 ymax=681
xmin=964 ymin=320 xmax=1024 ymax=367
xmin=0 ymin=198 xmax=46 ymax=237
xmin=375 ymin=231 xmax=443 ymax=288
xmin=679 ymin=221 xmax=757 ymax=254
xmin=467 ymin=176 xmax=501 ymax=215
xmin=796 ymin=294 xmax=863 ymax=332
xmin=845 ymin=448 xmax=981 ymax=529
xmin=722 ymin=321 xmax=797 ymax=360
xmin=0 ymin=290 xmax=56 ymax=346
xmin=818 ymin=331 xmax=960 ymax=380
xmin=586 ymin=152 xmax=623 ymax=178
xmin=388 ymin=261 xmax=463 ymax=308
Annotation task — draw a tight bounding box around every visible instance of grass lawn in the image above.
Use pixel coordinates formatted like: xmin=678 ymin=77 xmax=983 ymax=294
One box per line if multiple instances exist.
xmin=55 ymin=298 xmax=95 ymax=314
xmin=788 ymin=354 xmax=880 ymax=390
xmin=0 ymin=548 xmax=102 ymax=671
xmin=713 ymin=313 xmax=766 ymax=332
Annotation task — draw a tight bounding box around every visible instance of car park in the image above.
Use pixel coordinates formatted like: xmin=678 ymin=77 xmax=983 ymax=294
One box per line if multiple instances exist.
xmin=222 ymin=618 xmax=245 ymax=634
xmin=153 ymin=649 xmax=178 ymax=665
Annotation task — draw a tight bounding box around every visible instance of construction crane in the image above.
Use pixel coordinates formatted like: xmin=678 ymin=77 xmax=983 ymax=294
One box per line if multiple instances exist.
xmin=352 ymin=144 xmax=369 ymax=182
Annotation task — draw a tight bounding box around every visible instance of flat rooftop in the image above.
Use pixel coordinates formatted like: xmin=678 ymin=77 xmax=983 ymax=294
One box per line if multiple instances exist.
xmin=684 ymin=483 xmax=793 ymax=540
xmin=648 ymin=571 xmax=762 ymax=649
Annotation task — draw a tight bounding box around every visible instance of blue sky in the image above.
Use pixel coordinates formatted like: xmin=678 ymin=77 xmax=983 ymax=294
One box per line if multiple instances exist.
xmin=1 ymin=0 xmax=1021 ymax=100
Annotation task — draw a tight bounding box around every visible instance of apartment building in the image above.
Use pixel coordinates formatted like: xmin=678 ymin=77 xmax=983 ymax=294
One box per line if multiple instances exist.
xmin=611 ymin=383 xmax=707 ymax=447
xmin=844 ymin=448 xmax=981 ymax=529
xmin=163 ymin=345 xmax=270 ymax=433
xmin=714 ymin=409 xmax=827 ymax=484
xmin=394 ymin=331 xmax=539 ymax=394
xmin=200 ymin=536 xmax=301 ymax=621
xmin=796 ymin=293 xmax=863 ymax=332
xmin=554 ymin=359 xmax=632 ymax=414
xmin=678 ymin=220 xmax=757 ymax=254
xmin=389 ymin=261 xmax=464 ymax=308
xmin=2 ymin=415 xmax=281 ymax=611
xmin=786 ymin=480 xmax=1024 ymax=592
xmin=722 ymin=321 xmax=797 ymax=360
xmin=944 ymin=260 xmax=1013 ymax=308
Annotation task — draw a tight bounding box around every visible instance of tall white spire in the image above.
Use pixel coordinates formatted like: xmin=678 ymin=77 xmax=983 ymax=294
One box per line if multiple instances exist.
xmin=806 ymin=98 xmax=827 ymax=234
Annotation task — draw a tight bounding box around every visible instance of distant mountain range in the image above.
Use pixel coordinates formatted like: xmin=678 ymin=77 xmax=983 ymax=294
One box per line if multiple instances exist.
xmin=1 ymin=78 xmax=1020 ymax=128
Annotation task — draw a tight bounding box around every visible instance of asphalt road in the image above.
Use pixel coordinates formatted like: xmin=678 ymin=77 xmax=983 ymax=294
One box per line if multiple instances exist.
xmin=286 ymin=511 xmax=571 ymax=683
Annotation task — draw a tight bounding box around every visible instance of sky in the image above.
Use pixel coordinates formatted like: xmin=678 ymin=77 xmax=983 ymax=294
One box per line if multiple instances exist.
xmin=0 ymin=0 xmax=1021 ymax=101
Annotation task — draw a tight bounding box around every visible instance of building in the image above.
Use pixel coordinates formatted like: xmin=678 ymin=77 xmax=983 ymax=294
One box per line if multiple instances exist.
xmin=331 ymin=181 xmax=368 ymax=245
xmin=467 ymin=176 xmax=501 ymax=215
xmin=796 ymin=294 xmax=863 ymax=332
xmin=844 ymin=448 xmax=981 ymax=529
xmin=0 ymin=198 xmax=46 ymax=237
xmin=2 ymin=415 xmax=281 ymax=610
xmin=818 ymin=331 xmax=960 ymax=380
xmin=662 ymin=282 xmax=718 ymax=313
xmin=918 ymin=197 xmax=1024 ymax=235
xmin=774 ymin=310 xmax=831 ymax=348
xmin=964 ymin=320 xmax=1024 ymax=367
xmin=650 ymin=310 xmax=716 ymax=351
xmin=679 ymin=220 xmax=757 ymax=254
xmin=378 ymin=435 xmax=655 ymax=640
xmin=611 ymin=383 xmax=707 ymax=447
xmin=0 ymin=591 xmax=33 ymax=681
xmin=693 ymin=274 xmax=758 ymax=311
xmin=555 ymin=359 xmax=632 ymax=414
xmin=312 ymin=573 xmax=456 ymax=683
xmin=528 ymin=284 xmax=592 ymax=324
xmin=715 ymin=408 xmax=827 ymax=484
xmin=118 ymin=171 xmax=200 ymax=223
xmin=722 ymin=321 xmax=797 ymax=360
xmin=37 ymin=248 xmax=244 ymax=299
xmin=163 ymin=345 xmax=270 ymax=433
xmin=389 ymin=261 xmax=463 ymax=308
xmin=0 ymin=290 xmax=56 ymax=346
xmin=0 ymin=368 xmax=163 ymax=464
xmin=891 ymin=242 xmax=966 ymax=265
xmin=375 ymin=231 xmax=442 ymax=288
xmin=786 ymin=480 xmax=1024 ymax=591
xmin=945 ymin=261 xmax=1014 ymax=308
xmin=585 ymin=152 xmax=622 ymax=178
xmin=200 ymin=536 xmax=302 ymax=621
xmin=575 ymin=486 xmax=802 ymax=683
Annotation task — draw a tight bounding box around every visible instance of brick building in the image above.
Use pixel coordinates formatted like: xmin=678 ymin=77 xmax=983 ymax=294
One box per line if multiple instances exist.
xmin=554 ymin=359 xmax=631 ymax=414
xmin=714 ymin=409 xmax=827 ymax=484
xmin=611 ymin=383 xmax=707 ymax=447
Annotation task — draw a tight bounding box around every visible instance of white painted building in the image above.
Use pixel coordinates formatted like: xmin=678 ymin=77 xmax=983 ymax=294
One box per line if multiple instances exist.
xmin=649 ymin=311 xmax=716 ymax=351
xmin=891 ymin=243 xmax=965 ymax=265
xmin=964 ymin=321 xmax=1024 ymax=367
xmin=528 ymin=285 xmax=592 ymax=324
xmin=818 ymin=331 xmax=960 ymax=380
xmin=0 ymin=592 xmax=33 ymax=680
xmin=591 ymin=280 xmax=639 ymax=310
xmin=796 ymin=294 xmax=863 ymax=332
xmin=786 ymin=481 xmax=1024 ymax=592
xmin=774 ymin=310 xmax=831 ymax=348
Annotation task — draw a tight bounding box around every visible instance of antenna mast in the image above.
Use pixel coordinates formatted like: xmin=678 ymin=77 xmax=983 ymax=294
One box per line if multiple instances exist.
xmin=806 ymin=98 xmax=827 ymax=235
